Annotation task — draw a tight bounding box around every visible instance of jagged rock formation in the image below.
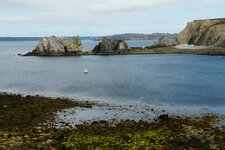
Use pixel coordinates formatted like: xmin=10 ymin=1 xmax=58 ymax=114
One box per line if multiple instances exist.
xmin=24 ymin=36 xmax=83 ymax=56
xmin=63 ymin=36 xmax=83 ymax=52
xmin=153 ymin=34 xmax=179 ymax=47
xmin=93 ymin=38 xmax=129 ymax=53
xmin=178 ymin=18 xmax=225 ymax=47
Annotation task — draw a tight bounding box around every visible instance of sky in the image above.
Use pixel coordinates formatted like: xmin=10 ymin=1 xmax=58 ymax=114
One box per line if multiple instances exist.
xmin=0 ymin=0 xmax=225 ymax=36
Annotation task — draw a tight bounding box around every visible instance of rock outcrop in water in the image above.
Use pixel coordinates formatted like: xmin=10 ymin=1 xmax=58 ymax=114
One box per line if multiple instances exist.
xmin=24 ymin=36 xmax=83 ymax=56
xmin=93 ymin=38 xmax=129 ymax=54
xmin=63 ymin=36 xmax=83 ymax=52
xmin=153 ymin=34 xmax=179 ymax=47
xmin=178 ymin=18 xmax=225 ymax=47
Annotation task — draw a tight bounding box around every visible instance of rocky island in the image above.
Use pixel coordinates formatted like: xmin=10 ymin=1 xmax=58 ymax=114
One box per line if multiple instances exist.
xmin=24 ymin=36 xmax=83 ymax=56
xmin=92 ymin=37 xmax=129 ymax=54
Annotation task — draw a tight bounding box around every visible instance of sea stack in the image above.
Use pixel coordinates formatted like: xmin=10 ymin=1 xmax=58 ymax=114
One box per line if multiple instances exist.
xmin=93 ymin=38 xmax=129 ymax=54
xmin=24 ymin=36 xmax=83 ymax=56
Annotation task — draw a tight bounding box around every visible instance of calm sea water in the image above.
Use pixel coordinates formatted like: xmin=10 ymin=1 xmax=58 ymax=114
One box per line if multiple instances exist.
xmin=1 ymin=40 xmax=225 ymax=114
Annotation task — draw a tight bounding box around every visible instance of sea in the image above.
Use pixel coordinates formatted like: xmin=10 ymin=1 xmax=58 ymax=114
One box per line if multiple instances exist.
xmin=1 ymin=40 xmax=225 ymax=118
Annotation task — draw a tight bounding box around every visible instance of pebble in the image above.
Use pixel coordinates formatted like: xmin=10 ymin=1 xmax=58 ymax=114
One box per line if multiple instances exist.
xmin=46 ymin=139 xmax=53 ymax=144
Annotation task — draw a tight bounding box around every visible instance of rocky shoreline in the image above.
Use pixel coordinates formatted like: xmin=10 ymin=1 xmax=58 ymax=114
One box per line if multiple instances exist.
xmin=82 ymin=46 xmax=225 ymax=56
xmin=22 ymin=18 xmax=225 ymax=57
xmin=0 ymin=93 xmax=225 ymax=149
xmin=23 ymin=37 xmax=225 ymax=57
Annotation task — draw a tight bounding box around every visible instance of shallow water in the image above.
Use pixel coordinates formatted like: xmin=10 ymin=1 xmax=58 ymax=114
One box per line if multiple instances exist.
xmin=1 ymin=40 xmax=225 ymax=116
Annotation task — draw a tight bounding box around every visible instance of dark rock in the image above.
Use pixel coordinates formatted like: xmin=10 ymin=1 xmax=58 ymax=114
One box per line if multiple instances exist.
xmin=93 ymin=38 xmax=129 ymax=53
xmin=158 ymin=114 xmax=169 ymax=121
xmin=130 ymin=47 xmax=144 ymax=50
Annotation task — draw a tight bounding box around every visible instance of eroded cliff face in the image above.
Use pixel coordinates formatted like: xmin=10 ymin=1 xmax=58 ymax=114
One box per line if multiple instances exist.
xmin=178 ymin=18 xmax=225 ymax=47
xmin=25 ymin=36 xmax=83 ymax=56
xmin=153 ymin=18 xmax=225 ymax=48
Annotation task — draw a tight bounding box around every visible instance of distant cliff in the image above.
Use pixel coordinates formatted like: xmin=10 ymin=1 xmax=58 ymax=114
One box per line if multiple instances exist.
xmin=0 ymin=34 xmax=169 ymax=41
xmin=178 ymin=18 xmax=225 ymax=47
xmin=94 ymin=33 xmax=175 ymax=41
xmin=154 ymin=18 xmax=225 ymax=48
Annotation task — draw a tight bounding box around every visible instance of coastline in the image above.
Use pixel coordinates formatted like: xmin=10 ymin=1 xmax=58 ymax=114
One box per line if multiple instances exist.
xmin=23 ymin=47 xmax=225 ymax=57
xmin=83 ymin=47 xmax=225 ymax=56
xmin=1 ymin=93 xmax=225 ymax=149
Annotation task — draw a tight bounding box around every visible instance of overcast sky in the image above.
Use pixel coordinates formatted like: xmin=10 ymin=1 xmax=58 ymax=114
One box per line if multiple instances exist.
xmin=0 ymin=0 xmax=225 ymax=36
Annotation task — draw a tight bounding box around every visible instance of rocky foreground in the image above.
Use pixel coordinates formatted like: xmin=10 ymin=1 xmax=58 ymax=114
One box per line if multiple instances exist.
xmin=0 ymin=93 xmax=225 ymax=149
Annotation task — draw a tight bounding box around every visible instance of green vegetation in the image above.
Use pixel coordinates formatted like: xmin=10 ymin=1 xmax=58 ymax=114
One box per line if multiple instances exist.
xmin=0 ymin=93 xmax=93 ymax=132
xmin=0 ymin=93 xmax=225 ymax=149
xmin=64 ymin=129 xmax=172 ymax=150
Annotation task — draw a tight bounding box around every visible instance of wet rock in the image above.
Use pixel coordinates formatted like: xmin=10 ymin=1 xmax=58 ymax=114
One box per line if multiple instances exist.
xmin=99 ymin=120 xmax=109 ymax=126
xmin=158 ymin=114 xmax=169 ymax=121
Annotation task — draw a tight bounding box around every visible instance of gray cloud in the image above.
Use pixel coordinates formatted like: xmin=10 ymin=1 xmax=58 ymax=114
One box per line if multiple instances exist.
xmin=0 ymin=0 xmax=224 ymax=36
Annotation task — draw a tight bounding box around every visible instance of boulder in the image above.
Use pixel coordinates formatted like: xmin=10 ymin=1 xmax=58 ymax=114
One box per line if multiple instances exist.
xmin=24 ymin=36 xmax=83 ymax=56
xmin=153 ymin=34 xmax=179 ymax=47
xmin=178 ymin=18 xmax=225 ymax=47
xmin=93 ymin=38 xmax=129 ymax=53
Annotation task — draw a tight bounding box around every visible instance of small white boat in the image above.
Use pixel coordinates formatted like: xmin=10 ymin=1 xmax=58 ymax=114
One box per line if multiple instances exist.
xmin=83 ymin=68 xmax=88 ymax=74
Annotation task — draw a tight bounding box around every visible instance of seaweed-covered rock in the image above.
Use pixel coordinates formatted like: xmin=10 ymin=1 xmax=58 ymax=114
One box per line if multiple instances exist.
xmin=93 ymin=38 xmax=128 ymax=53
xmin=24 ymin=36 xmax=83 ymax=56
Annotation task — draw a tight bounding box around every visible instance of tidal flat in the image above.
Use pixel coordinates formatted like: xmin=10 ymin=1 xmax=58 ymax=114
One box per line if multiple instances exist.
xmin=0 ymin=93 xmax=225 ymax=150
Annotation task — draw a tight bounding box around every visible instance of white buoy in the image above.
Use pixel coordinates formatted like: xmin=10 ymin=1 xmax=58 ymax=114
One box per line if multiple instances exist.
xmin=83 ymin=68 xmax=88 ymax=74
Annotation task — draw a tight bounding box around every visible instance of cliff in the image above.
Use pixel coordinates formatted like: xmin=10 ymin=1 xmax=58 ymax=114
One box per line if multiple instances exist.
xmin=24 ymin=36 xmax=83 ymax=56
xmin=94 ymin=33 xmax=175 ymax=41
xmin=154 ymin=18 xmax=225 ymax=48
xmin=178 ymin=18 xmax=225 ymax=47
